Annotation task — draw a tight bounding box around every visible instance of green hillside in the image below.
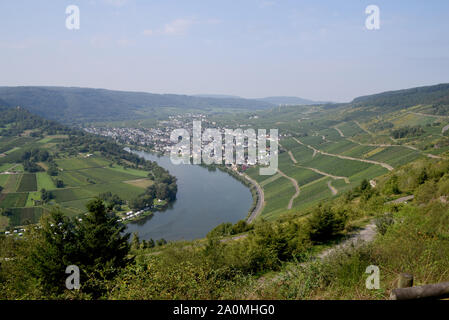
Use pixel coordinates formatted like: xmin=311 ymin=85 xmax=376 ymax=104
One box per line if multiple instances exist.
xmin=0 ymin=106 xmax=177 ymax=231
xmin=210 ymin=83 xmax=449 ymax=220
xmin=0 ymin=86 xmax=274 ymax=124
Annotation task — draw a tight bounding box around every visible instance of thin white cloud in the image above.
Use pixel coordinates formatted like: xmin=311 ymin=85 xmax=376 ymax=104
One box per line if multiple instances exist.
xmin=103 ymin=0 xmax=128 ymax=7
xmin=163 ymin=18 xmax=196 ymax=35
xmin=259 ymin=1 xmax=276 ymax=8
xmin=144 ymin=19 xmax=194 ymax=37
xmin=143 ymin=18 xmax=221 ymax=37
xmin=0 ymin=39 xmax=39 ymax=49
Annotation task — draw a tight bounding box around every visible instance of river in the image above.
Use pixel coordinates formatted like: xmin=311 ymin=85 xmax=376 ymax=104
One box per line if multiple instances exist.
xmin=125 ymin=150 xmax=253 ymax=241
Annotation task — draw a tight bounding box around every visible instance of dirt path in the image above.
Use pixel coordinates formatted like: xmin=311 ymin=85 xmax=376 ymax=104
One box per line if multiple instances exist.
xmin=280 ymin=142 xmax=298 ymax=164
xmin=354 ymin=120 xmax=373 ymax=136
xmin=346 ymin=137 xmax=418 ymax=151
xmin=327 ymin=180 xmax=338 ymax=195
xmin=277 ymin=169 xmax=300 ymax=210
xmin=293 ymin=137 xmax=394 ymax=171
xmin=287 ymin=150 xmax=297 ymax=164
xmin=334 ymin=126 xmax=345 ymax=137
xmin=247 ymin=221 xmax=377 ymax=297
xmin=385 ymin=195 xmax=414 ymax=205
xmin=408 ymin=112 xmax=449 ymax=119
xmin=296 ymin=165 xmax=350 ymax=184
xmin=317 ymin=221 xmax=377 ymax=259
xmin=345 ymin=137 xmax=442 ymax=159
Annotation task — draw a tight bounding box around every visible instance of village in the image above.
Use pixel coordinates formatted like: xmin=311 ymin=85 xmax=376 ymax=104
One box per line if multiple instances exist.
xmin=83 ymin=113 xmax=280 ymax=169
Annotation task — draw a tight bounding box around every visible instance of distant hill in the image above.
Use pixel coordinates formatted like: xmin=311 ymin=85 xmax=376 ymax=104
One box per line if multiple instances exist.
xmin=256 ymin=96 xmax=326 ymax=106
xmin=193 ymin=94 xmax=243 ymax=99
xmin=0 ymin=87 xmax=275 ymax=124
xmin=351 ymin=83 xmax=449 ymax=111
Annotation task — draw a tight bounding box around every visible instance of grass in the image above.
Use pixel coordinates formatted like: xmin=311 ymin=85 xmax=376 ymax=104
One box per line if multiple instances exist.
xmin=292 ymin=177 xmax=333 ymax=211
xmin=25 ymin=191 xmax=41 ymax=207
xmin=8 ymin=207 xmax=43 ymax=227
xmin=301 ymin=154 xmax=373 ymax=178
xmin=56 ymin=157 xmax=111 ymax=171
xmin=108 ymin=165 xmax=150 ymax=177
xmin=0 ymin=215 xmax=9 ymax=231
xmin=38 ymin=135 xmax=69 ymax=143
xmin=60 ymin=198 xmax=94 ymax=213
xmin=58 ymin=170 xmax=90 ymax=187
xmin=36 ymin=172 xmax=56 ymax=190
xmin=0 ymin=193 xmax=28 ymax=208
xmin=261 ymin=176 xmax=296 ymax=220
xmin=77 ymin=167 xmax=143 ymax=183
xmin=256 ymin=202 xmax=449 ymax=300
xmin=124 ymin=178 xmax=154 ymax=189
xmin=0 ymin=163 xmax=16 ymax=172
xmin=0 ymin=174 xmax=9 ymax=187
xmin=52 ymin=188 xmax=94 ymax=202
xmin=2 ymin=174 xmax=20 ymax=193
xmin=367 ymin=147 xmax=422 ymax=167
xmin=16 ymin=174 xmax=37 ymax=192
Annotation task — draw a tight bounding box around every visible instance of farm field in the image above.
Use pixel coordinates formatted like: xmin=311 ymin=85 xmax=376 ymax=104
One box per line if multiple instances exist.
xmin=0 ymin=133 xmax=154 ymax=230
xmin=17 ymin=174 xmax=37 ymax=192
xmin=36 ymin=172 xmax=56 ymax=189
xmin=219 ymin=95 xmax=449 ymax=221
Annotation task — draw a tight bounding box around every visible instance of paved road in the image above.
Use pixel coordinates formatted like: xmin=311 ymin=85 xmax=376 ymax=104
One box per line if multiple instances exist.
xmin=240 ymin=173 xmax=265 ymax=224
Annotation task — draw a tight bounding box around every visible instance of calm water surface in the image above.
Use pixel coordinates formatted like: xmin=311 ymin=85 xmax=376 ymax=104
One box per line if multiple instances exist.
xmin=125 ymin=150 xmax=252 ymax=241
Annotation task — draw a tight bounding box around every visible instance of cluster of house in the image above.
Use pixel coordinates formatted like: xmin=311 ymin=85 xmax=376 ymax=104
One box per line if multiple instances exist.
xmin=3 ymin=228 xmax=25 ymax=237
xmin=119 ymin=207 xmax=151 ymax=222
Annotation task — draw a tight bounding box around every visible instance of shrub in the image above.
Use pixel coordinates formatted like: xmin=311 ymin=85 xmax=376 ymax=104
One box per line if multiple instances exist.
xmin=375 ymin=213 xmax=395 ymax=235
xmin=307 ymin=205 xmax=347 ymax=243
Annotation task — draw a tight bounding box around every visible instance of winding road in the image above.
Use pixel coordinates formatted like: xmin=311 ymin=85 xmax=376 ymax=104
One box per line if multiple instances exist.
xmin=327 ymin=181 xmax=338 ymax=195
xmin=240 ymin=172 xmax=265 ymax=224
xmin=277 ymin=169 xmax=300 ymax=210
xmin=293 ymin=137 xmax=394 ymax=171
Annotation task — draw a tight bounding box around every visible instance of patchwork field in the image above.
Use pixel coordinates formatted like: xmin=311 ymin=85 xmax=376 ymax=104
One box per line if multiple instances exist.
xmin=0 ymin=134 xmax=154 ymax=230
xmin=233 ymin=98 xmax=449 ymax=221
xmin=17 ymin=174 xmax=37 ymax=192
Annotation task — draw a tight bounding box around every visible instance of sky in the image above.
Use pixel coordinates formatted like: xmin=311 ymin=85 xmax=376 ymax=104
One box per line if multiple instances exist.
xmin=0 ymin=0 xmax=448 ymax=102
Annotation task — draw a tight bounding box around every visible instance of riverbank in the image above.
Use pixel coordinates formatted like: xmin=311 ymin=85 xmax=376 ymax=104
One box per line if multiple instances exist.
xmin=202 ymin=164 xmax=264 ymax=223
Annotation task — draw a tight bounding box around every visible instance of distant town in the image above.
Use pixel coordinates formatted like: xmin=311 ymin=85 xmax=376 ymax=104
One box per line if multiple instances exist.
xmin=83 ymin=113 xmax=281 ymax=167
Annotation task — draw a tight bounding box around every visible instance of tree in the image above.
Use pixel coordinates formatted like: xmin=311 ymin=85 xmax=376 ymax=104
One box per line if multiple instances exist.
xmin=55 ymin=179 xmax=64 ymax=188
xmin=307 ymin=205 xmax=346 ymax=243
xmin=24 ymin=199 xmax=131 ymax=297
xmin=75 ymin=199 xmax=131 ymax=295
xmin=131 ymin=232 xmax=140 ymax=250
xmin=383 ymin=175 xmax=400 ymax=195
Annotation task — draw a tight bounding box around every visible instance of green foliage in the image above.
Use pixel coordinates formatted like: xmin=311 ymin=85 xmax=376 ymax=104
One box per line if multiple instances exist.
xmin=368 ymin=121 xmax=394 ymax=132
xmin=207 ymin=220 xmax=253 ymax=238
xmin=391 ymin=125 xmax=425 ymax=139
xmin=375 ymin=213 xmax=395 ymax=235
xmin=382 ymin=175 xmax=400 ymax=195
xmin=0 ymin=199 xmax=131 ymax=298
xmin=307 ymin=205 xmax=347 ymax=243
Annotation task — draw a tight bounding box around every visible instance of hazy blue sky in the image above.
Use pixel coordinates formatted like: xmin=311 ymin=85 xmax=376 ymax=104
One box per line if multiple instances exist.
xmin=1 ymin=0 xmax=448 ymax=102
